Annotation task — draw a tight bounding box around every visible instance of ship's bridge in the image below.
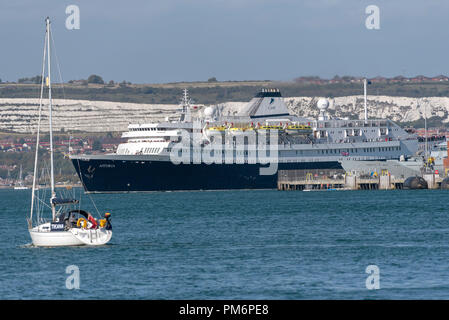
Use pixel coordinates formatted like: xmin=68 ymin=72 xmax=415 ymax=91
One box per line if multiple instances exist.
xmin=122 ymin=123 xmax=185 ymax=139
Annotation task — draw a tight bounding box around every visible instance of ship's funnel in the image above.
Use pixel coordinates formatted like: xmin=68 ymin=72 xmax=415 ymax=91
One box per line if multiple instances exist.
xmin=237 ymin=88 xmax=290 ymax=119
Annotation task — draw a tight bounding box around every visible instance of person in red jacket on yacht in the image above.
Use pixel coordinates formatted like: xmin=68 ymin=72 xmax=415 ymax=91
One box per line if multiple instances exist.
xmin=87 ymin=213 xmax=98 ymax=229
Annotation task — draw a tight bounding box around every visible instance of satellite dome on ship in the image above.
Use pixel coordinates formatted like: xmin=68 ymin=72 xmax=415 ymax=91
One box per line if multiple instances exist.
xmin=203 ymin=106 xmax=216 ymax=118
xmin=317 ymin=98 xmax=329 ymax=110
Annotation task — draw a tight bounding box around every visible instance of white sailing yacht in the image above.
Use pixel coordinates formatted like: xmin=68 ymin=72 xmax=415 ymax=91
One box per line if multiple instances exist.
xmin=28 ymin=18 xmax=112 ymax=247
xmin=14 ymin=165 xmax=28 ymax=190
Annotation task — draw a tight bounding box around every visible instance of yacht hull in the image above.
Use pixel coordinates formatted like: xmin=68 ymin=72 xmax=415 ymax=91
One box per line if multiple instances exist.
xmin=29 ymin=229 xmax=84 ymax=247
xmin=29 ymin=223 xmax=112 ymax=247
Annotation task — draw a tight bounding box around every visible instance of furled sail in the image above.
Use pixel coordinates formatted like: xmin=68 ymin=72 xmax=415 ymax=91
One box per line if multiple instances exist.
xmin=51 ymin=198 xmax=79 ymax=205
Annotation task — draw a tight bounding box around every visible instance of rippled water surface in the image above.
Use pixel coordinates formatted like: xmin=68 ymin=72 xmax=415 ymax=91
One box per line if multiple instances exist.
xmin=1 ymin=188 xmax=449 ymax=299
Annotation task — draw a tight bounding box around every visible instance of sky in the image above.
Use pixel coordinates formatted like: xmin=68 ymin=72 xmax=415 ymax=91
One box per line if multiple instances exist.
xmin=1 ymin=0 xmax=449 ymax=83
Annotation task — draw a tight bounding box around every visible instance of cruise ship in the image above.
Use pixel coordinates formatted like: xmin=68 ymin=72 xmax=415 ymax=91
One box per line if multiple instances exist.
xmin=70 ymin=89 xmax=419 ymax=192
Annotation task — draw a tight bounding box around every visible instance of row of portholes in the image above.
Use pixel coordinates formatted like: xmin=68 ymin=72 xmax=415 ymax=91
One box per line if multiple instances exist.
xmin=294 ymin=145 xmax=401 ymax=155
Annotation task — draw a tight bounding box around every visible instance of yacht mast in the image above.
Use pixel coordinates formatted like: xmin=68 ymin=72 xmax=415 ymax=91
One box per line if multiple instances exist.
xmin=29 ymin=18 xmax=48 ymax=228
xmin=46 ymin=17 xmax=56 ymax=221
xmin=18 ymin=165 xmax=23 ymax=186
xmin=424 ymin=101 xmax=428 ymax=162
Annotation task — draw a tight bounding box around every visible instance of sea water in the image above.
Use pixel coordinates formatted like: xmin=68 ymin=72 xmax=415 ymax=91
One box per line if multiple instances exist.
xmin=1 ymin=188 xmax=449 ymax=299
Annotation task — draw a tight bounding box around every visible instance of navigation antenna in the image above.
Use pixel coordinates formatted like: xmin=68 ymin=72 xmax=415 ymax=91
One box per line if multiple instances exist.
xmin=180 ymin=88 xmax=192 ymax=122
xmin=179 ymin=88 xmax=192 ymax=122
xmin=363 ymin=78 xmax=368 ymax=124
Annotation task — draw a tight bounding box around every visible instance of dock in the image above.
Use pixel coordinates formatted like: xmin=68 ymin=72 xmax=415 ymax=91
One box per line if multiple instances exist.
xmin=277 ymin=170 xmax=444 ymax=190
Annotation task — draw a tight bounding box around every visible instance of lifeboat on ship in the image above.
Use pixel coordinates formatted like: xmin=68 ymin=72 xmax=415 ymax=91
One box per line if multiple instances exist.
xmin=228 ymin=126 xmax=254 ymax=136
xmin=285 ymin=124 xmax=313 ymax=135
xmin=204 ymin=126 xmax=226 ymax=139
xmin=257 ymin=125 xmax=284 ymax=132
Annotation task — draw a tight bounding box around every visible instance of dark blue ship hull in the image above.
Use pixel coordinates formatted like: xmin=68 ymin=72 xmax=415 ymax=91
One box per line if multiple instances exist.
xmin=71 ymin=156 xmax=343 ymax=192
